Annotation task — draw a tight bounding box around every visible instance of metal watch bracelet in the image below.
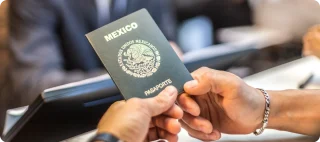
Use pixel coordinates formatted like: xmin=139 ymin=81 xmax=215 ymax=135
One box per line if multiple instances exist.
xmin=254 ymin=88 xmax=271 ymax=136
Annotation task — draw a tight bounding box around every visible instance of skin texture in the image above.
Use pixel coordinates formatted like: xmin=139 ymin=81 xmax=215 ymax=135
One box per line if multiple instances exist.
xmin=97 ymin=67 xmax=320 ymax=142
xmin=97 ymin=86 xmax=183 ymax=142
xmin=178 ymin=67 xmax=320 ymax=141
xmin=95 ymin=42 xmax=181 ymax=142
xmin=266 ymin=90 xmax=320 ymax=136
xmin=303 ymin=25 xmax=320 ymax=58
xmin=177 ymin=67 xmax=265 ymax=141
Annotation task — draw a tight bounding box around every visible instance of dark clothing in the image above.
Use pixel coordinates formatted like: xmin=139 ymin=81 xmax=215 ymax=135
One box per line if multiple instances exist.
xmin=0 ymin=0 xmax=175 ymax=132
xmin=0 ymin=0 xmax=176 ymax=133
xmin=6 ymin=0 xmax=176 ymax=106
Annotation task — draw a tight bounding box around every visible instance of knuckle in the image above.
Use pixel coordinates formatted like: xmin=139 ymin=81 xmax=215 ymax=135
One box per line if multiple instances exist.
xmin=232 ymin=79 xmax=243 ymax=90
xmin=199 ymin=66 xmax=209 ymax=71
xmin=197 ymin=67 xmax=210 ymax=73
xmin=202 ymin=71 xmax=216 ymax=86
xmin=128 ymin=98 xmax=148 ymax=110
xmin=221 ymin=71 xmax=243 ymax=88
xmin=230 ymin=74 xmax=243 ymax=89
xmin=110 ymin=101 xmax=125 ymax=108
xmin=128 ymin=98 xmax=142 ymax=105
xmin=203 ymin=71 xmax=214 ymax=80
xmin=139 ymin=107 xmax=151 ymax=118
xmin=178 ymin=94 xmax=188 ymax=105
xmin=193 ymin=67 xmax=210 ymax=75
xmin=116 ymin=100 xmax=125 ymax=104
xmin=227 ymin=73 xmax=245 ymax=95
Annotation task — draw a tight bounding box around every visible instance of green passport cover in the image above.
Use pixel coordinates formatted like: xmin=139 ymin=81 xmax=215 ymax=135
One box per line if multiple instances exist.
xmin=86 ymin=9 xmax=192 ymax=99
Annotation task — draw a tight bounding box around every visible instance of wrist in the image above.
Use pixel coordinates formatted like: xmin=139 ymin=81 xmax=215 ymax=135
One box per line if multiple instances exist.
xmin=253 ymin=88 xmax=271 ymax=135
xmin=252 ymin=88 xmax=267 ymax=130
xmin=265 ymin=91 xmax=284 ymax=131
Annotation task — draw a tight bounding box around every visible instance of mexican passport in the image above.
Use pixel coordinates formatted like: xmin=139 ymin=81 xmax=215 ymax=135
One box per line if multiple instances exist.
xmin=86 ymin=9 xmax=192 ymax=100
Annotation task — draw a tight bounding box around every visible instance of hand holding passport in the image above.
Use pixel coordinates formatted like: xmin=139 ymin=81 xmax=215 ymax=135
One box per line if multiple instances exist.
xmin=86 ymin=9 xmax=192 ymax=100
xmin=96 ymin=86 xmax=182 ymax=142
xmin=87 ymin=9 xmax=285 ymax=142
xmin=86 ymin=9 xmax=192 ymax=141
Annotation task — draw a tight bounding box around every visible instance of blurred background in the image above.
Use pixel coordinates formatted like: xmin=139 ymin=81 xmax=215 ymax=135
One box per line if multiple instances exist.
xmin=1 ymin=0 xmax=320 ymax=141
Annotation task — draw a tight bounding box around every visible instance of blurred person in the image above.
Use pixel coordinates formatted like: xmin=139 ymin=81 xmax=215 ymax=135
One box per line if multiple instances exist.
xmin=0 ymin=0 xmax=183 ymax=135
xmin=177 ymin=16 xmax=213 ymax=53
xmin=177 ymin=67 xmax=320 ymax=141
xmin=303 ymin=25 xmax=320 ymax=58
xmin=176 ymin=0 xmax=252 ymax=45
xmin=3 ymin=0 xmax=180 ymax=109
xmin=93 ymin=86 xmax=182 ymax=142
xmin=205 ymin=0 xmax=253 ymax=32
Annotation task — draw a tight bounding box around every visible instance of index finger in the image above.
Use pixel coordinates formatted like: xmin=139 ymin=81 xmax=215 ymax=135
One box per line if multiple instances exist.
xmin=184 ymin=67 xmax=213 ymax=95
xmin=177 ymin=93 xmax=200 ymax=116
xmin=185 ymin=67 xmax=243 ymax=98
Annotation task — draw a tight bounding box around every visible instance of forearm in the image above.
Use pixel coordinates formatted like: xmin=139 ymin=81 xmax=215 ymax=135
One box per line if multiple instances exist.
xmin=267 ymin=90 xmax=320 ymax=136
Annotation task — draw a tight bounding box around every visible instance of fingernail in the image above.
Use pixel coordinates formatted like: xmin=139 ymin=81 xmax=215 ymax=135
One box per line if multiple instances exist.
xmin=185 ymin=80 xmax=198 ymax=88
xmin=210 ymin=135 xmax=217 ymax=140
xmin=165 ymin=86 xmax=176 ymax=96
xmin=210 ymin=131 xmax=220 ymax=140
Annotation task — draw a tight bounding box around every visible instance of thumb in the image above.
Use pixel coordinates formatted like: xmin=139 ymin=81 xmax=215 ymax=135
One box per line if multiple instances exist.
xmin=142 ymin=86 xmax=178 ymax=117
xmin=185 ymin=68 xmax=242 ymax=97
xmin=184 ymin=67 xmax=214 ymax=95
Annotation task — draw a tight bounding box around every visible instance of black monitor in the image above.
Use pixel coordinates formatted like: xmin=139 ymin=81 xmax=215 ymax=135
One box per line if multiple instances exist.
xmin=184 ymin=42 xmax=257 ymax=71
xmin=2 ymin=75 xmax=122 ymax=142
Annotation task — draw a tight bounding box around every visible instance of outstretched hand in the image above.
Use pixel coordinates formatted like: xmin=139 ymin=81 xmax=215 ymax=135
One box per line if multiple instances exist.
xmin=178 ymin=67 xmax=265 ymax=141
xmin=98 ymin=86 xmax=183 ymax=142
